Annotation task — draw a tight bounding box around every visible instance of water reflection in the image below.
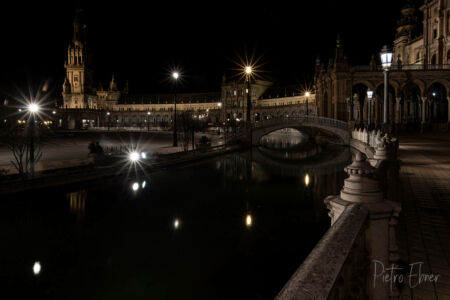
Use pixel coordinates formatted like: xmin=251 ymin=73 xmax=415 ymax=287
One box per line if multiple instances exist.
xmin=260 ymin=128 xmax=307 ymax=149
xmin=33 ymin=261 xmax=41 ymax=275
xmin=2 ymin=146 xmax=351 ymax=299
xmin=67 ymin=190 xmax=86 ymax=215
xmin=245 ymin=214 xmax=253 ymax=227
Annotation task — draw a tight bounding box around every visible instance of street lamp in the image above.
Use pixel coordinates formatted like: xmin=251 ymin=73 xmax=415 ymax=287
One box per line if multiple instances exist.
xmin=217 ymin=102 xmax=222 ymax=135
xmin=367 ymin=89 xmax=373 ymax=128
xmin=172 ymin=71 xmax=179 ymax=147
xmin=147 ymin=111 xmax=151 ymax=132
xmin=305 ymin=91 xmax=310 ymax=117
xmin=380 ymin=45 xmax=393 ymax=130
xmin=27 ymin=102 xmax=39 ymax=176
xmin=106 ymin=111 xmax=111 ymax=131
xmin=245 ymin=66 xmax=252 ymax=142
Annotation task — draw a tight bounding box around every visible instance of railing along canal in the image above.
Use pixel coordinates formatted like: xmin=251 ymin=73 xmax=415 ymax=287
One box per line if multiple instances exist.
xmin=253 ymin=116 xmax=350 ymax=130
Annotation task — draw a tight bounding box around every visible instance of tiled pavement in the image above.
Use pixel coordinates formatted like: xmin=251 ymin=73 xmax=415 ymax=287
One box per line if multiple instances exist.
xmin=397 ymin=133 xmax=450 ymax=300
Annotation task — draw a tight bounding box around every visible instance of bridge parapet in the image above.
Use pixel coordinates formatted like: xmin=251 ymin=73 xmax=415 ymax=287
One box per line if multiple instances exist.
xmin=252 ymin=116 xmax=350 ymax=145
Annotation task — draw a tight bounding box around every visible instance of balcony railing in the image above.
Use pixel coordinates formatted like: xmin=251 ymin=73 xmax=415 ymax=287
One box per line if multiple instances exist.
xmin=350 ymin=64 xmax=450 ymax=72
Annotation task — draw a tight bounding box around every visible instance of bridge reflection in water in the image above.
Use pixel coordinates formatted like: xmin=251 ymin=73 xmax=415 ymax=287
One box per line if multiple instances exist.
xmin=0 ymin=143 xmax=351 ymax=299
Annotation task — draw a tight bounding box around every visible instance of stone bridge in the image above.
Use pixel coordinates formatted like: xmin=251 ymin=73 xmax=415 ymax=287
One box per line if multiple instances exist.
xmin=252 ymin=116 xmax=351 ymax=146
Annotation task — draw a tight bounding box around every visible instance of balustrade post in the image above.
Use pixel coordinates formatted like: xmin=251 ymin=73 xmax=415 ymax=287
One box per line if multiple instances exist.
xmin=325 ymin=152 xmax=401 ymax=300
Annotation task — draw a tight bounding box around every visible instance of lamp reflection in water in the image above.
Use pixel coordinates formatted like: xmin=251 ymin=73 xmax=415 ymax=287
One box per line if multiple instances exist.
xmin=33 ymin=261 xmax=41 ymax=275
xmin=304 ymin=174 xmax=310 ymax=186
xmin=174 ymin=219 xmax=180 ymax=229
xmin=245 ymin=214 xmax=252 ymax=227
xmin=68 ymin=190 xmax=86 ymax=218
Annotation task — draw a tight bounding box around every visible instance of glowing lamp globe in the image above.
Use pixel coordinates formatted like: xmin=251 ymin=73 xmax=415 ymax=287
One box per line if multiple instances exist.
xmin=245 ymin=66 xmax=252 ymax=75
xmin=172 ymin=72 xmax=179 ymax=80
xmin=129 ymin=152 xmax=139 ymax=162
xmin=380 ymin=45 xmax=393 ymax=70
xmin=367 ymin=89 xmax=373 ymax=100
xmin=28 ymin=103 xmax=39 ymax=113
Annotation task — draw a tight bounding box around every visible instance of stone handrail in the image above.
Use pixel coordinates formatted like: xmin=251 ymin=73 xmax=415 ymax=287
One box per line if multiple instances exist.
xmin=277 ymin=145 xmax=401 ymax=299
xmin=276 ymin=204 xmax=369 ymax=300
xmin=253 ymin=116 xmax=350 ymax=131
xmin=351 ymin=128 xmax=382 ymax=148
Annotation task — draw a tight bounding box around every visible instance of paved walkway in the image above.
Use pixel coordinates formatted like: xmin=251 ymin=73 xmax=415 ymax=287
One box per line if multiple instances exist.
xmin=397 ymin=133 xmax=450 ymax=300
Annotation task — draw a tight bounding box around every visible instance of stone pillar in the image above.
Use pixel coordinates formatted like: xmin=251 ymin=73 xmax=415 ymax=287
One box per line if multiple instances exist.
xmin=421 ymin=97 xmax=427 ymax=124
xmin=326 ymin=153 xmax=401 ymax=300
xmin=421 ymin=97 xmax=427 ymax=132
xmin=447 ymin=97 xmax=450 ymax=123
xmin=395 ymin=97 xmax=401 ymax=125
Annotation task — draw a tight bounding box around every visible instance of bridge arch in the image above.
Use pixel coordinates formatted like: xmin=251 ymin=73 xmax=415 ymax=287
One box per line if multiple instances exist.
xmin=252 ymin=116 xmax=350 ymax=146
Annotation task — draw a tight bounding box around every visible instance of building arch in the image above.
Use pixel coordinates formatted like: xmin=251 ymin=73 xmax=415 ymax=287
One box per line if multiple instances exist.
xmin=401 ymin=82 xmax=422 ymax=126
xmin=427 ymin=82 xmax=448 ymax=123
xmin=431 ymin=54 xmax=437 ymax=65
xmin=400 ymin=78 xmax=426 ymax=97
xmin=426 ymin=79 xmax=450 ymax=97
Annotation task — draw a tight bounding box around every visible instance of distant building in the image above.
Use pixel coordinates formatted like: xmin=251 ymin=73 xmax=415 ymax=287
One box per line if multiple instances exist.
xmin=59 ymin=10 xmax=315 ymax=129
xmin=314 ymin=0 xmax=450 ymax=131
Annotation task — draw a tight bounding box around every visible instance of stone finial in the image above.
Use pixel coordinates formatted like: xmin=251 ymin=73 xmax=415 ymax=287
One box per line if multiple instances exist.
xmin=340 ymin=152 xmax=383 ymax=203
xmin=374 ymin=134 xmax=395 ymax=160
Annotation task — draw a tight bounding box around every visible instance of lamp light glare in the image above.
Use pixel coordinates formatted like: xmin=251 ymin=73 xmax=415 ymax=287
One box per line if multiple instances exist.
xmin=172 ymin=72 xmax=179 ymax=79
xmin=245 ymin=66 xmax=252 ymax=75
xmin=132 ymin=182 xmax=139 ymax=191
xmin=142 ymin=181 xmax=146 ymax=188
xmin=305 ymin=174 xmax=310 ymax=186
xmin=367 ymin=89 xmax=373 ymax=100
xmin=174 ymin=219 xmax=180 ymax=229
xmin=129 ymin=152 xmax=139 ymax=162
xmin=305 ymin=92 xmax=310 ymax=97
xmin=28 ymin=103 xmax=39 ymax=113
xmin=141 ymin=152 xmax=147 ymax=159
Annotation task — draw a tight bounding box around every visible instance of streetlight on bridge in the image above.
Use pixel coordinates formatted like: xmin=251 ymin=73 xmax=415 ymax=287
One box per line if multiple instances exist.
xmin=380 ymin=45 xmax=393 ymax=131
xmin=305 ymin=91 xmax=310 ymax=117
xmin=367 ymin=89 xmax=373 ymax=129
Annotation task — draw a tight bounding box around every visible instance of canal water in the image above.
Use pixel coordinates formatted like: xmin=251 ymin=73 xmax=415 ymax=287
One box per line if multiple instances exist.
xmin=0 ymin=145 xmax=350 ymax=299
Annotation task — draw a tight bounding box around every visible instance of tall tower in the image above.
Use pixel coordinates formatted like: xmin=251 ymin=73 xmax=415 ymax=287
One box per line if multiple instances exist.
xmin=62 ymin=9 xmax=94 ymax=108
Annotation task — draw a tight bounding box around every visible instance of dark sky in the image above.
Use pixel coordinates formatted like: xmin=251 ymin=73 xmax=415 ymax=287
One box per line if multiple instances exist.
xmin=0 ymin=0 xmax=421 ymax=96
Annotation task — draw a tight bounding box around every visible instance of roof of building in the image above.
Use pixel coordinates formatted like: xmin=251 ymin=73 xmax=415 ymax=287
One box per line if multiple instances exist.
xmin=258 ymin=85 xmax=303 ymax=100
xmin=118 ymin=92 xmax=221 ymax=105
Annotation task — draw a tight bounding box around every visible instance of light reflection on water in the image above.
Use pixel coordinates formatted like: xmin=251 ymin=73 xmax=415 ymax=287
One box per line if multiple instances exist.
xmin=1 ymin=146 xmax=350 ymax=299
xmin=260 ymin=128 xmax=307 ymax=149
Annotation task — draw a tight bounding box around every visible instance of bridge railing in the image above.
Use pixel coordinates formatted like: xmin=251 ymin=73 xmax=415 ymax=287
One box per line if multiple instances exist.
xmin=253 ymin=116 xmax=350 ymax=131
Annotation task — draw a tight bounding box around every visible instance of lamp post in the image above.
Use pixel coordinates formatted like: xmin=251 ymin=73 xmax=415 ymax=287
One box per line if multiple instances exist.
xmin=367 ymin=89 xmax=373 ymax=129
xmin=147 ymin=111 xmax=151 ymax=132
xmin=172 ymin=72 xmax=179 ymax=147
xmin=305 ymin=91 xmax=310 ymax=117
xmin=28 ymin=103 xmax=39 ymax=176
xmin=245 ymin=66 xmax=252 ymax=143
xmin=217 ymin=102 xmax=222 ymax=135
xmin=106 ymin=111 xmax=111 ymax=131
xmin=380 ymin=45 xmax=393 ymax=131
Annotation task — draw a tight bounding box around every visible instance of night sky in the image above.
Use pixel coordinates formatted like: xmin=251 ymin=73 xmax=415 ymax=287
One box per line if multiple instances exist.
xmin=1 ymin=0 xmax=421 ymax=96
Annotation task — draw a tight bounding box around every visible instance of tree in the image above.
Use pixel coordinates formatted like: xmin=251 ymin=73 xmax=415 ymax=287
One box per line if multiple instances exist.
xmin=0 ymin=124 xmax=44 ymax=178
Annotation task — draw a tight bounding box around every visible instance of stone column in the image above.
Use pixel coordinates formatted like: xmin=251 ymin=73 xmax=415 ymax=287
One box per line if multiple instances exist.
xmin=395 ymin=97 xmax=401 ymax=125
xmin=447 ymin=97 xmax=450 ymax=123
xmin=421 ymin=97 xmax=427 ymax=132
xmin=326 ymin=153 xmax=401 ymax=300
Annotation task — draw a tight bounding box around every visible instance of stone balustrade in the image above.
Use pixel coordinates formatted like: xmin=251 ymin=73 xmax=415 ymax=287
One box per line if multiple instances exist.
xmin=277 ymin=134 xmax=402 ymax=300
